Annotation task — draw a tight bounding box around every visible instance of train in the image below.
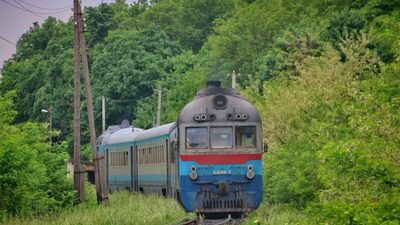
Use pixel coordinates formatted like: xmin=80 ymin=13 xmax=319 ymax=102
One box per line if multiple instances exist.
xmin=97 ymin=81 xmax=265 ymax=217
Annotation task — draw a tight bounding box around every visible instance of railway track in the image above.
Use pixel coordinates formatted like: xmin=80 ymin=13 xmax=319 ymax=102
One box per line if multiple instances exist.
xmin=179 ymin=214 xmax=243 ymax=225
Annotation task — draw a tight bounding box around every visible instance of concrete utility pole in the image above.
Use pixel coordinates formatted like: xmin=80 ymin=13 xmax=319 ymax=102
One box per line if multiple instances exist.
xmin=76 ymin=0 xmax=108 ymax=204
xmin=49 ymin=106 xmax=53 ymax=137
xmin=228 ymin=70 xmax=240 ymax=89
xmin=102 ymin=96 xmax=106 ymax=133
xmin=156 ymin=86 xmax=162 ymax=126
xmin=73 ymin=0 xmax=108 ymax=204
xmin=41 ymin=106 xmax=53 ymax=145
xmin=72 ymin=0 xmax=84 ymax=202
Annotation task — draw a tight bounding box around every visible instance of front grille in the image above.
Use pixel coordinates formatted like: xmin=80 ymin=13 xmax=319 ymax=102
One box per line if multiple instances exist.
xmin=202 ymin=199 xmax=243 ymax=209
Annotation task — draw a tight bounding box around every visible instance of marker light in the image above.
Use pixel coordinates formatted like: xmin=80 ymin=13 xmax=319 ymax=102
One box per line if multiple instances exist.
xmin=246 ymin=164 xmax=255 ymax=180
xmin=189 ymin=166 xmax=198 ymax=181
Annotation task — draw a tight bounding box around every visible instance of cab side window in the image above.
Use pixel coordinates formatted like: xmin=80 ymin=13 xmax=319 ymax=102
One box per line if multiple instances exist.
xmin=235 ymin=126 xmax=256 ymax=148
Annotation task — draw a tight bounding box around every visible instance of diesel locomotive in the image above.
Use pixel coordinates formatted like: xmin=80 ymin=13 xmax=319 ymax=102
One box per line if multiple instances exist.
xmin=97 ymin=81 xmax=264 ymax=216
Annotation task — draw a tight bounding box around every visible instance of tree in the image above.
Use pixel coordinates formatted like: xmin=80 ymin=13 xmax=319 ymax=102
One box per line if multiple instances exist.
xmin=138 ymin=0 xmax=238 ymax=52
xmin=90 ymin=26 xmax=181 ymax=128
xmin=85 ymin=3 xmax=117 ymax=48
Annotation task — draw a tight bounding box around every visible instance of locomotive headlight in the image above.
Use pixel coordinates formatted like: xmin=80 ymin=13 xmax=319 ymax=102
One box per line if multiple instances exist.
xmin=213 ymin=95 xmax=227 ymax=110
xmin=189 ymin=171 xmax=198 ymax=181
xmin=246 ymin=164 xmax=255 ymax=180
xmin=246 ymin=170 xmax=255 ymax=180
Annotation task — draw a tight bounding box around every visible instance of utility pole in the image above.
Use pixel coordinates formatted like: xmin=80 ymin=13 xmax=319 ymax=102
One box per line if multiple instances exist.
xmin=73 ymin=0 xmax=84 ymax=202
xmin=41 ymin=106 xmax=53 ymax=145
xmin=76 ymin=0 xmax=108 ymax=204
xmin=232 ymin=70 xmax=236 ymax=89
xmin=49 ymin=106 xmax=53 ymax=137
xmin=73 ymin=0 xmax=108 ymax=204
xmin=156 ymin=86 xmax=162 ymax=126
xmin=102 ymin=96 xmax=106 ymax=133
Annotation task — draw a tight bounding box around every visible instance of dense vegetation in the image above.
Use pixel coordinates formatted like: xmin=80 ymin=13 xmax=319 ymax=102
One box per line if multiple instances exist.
xmin=1 ymin=190 xmax=191 ymax=225
xmin=0 ymin=91 xmax=74 ymax=217
xmin=0 ymin=0 xmax=399 ymax=223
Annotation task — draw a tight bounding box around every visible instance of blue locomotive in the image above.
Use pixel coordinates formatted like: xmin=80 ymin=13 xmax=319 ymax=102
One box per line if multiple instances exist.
xmin=97 ymin=81 xmax=264 ymax=216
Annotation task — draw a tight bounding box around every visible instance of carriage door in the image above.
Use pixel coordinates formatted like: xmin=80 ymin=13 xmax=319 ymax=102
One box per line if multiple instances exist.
xmin=133 ymin=145 xmax=139 ymax=192
xmin=106 ymin=148 xmax=109 ymax=188
xmin=130 ymin=146 xmax=134 ymax=191
xmin=166 ymin=139 xmax=171 ymax=197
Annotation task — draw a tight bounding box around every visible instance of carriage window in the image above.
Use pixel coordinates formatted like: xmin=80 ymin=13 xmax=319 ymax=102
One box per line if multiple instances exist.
xmin=211 ymin=127 xmax=233 ymax=149
xmin=186 ymin=127 xmax=208 ymax=149
xmin=235 ymin=126 xmax=257 ymax=148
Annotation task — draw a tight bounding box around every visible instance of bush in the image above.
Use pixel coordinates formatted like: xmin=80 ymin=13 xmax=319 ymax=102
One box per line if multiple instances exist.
xmin=0 ymin=91 xmax=74 ymax=218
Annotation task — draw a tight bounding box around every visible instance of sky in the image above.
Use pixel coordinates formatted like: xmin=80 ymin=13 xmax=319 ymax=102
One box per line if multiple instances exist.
xmin=0 ymin=0 xmax=133 ymax=72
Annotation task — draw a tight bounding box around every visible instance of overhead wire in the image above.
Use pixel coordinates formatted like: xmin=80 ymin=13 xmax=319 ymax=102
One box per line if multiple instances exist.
xmin=17 ymin=0 xmax=71 ymax=11
xmin=13 ymin=0 xmax=71 ymax=14
xmin=12 ymin=0 xmax=48 ymax=18
xmin=0 ymin=0 xmax=71 ymax=19
xmin=0 ymin=0 xmax=46 ymax=19
xmin=106 ymin=98 xmax=138 ymax=103
xmin=0 ymin=35 xmax=16 ymax=46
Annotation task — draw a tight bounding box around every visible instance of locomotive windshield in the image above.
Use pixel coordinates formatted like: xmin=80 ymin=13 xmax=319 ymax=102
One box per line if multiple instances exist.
xmin=185 ymin=126 xmax=258 ymax=150
xmin=186 ymin=127 xmax=208 ymax=148
xmin=210 ymin=127 xmax=233 ymax=149
xmin=235 ymin=126 xmax=257 ymax=148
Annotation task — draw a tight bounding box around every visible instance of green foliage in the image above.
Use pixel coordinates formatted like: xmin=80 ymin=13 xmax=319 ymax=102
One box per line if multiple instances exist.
xmin=321 ymin=9 xmax=366 ymax=52
xmin=134 ymin=51 xmax=204 ymax=128
xmin=241 ymin=203 xmax=307 ymax=225
xmin=0 ymin=91 xmax=17 ymax=125
xmin=90 ymin=26 xmax=181 ymax=127
xmin=2 ymin=192 xmax=192 ymax=225
xmin=0 ymin=92 xmax=74 ymax=218
xmin=0 ymin=18 xmax=73 ymax=143
xmin=85 ymin=3 xmax=116 ymax=48
xmin=369 ymin=11 xmax=400 ymax=62
xmin=138 ymin=0 xmax=238 ymax=52
xmin=204 ymin=0 xmax=325 ymax=86
xmin=248 ymin=38 xmax=400 ymax=224
xmin=14 ymin=17 xmax=63 ymax=61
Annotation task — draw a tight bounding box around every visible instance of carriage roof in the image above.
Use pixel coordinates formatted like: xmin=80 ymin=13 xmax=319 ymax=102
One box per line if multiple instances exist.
xmin=134 ymin=122 xmax=176 ymax=142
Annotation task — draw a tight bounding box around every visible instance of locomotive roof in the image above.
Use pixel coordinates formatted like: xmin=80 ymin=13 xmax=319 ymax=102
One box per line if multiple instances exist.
xmin=178 ymin=86 xmax=261 ymax=123
xmin=195 ymin=86 xmax=242 ymax=99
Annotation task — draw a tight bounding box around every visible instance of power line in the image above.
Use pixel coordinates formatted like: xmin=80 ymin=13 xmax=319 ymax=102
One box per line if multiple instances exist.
xmin=14 ymin=0 xmax=70 ymax=15
xmin=107 ymin=98 xmax=138 ymax=103
xmin=15 ymin=0 xmax=71 ymax=14
xmin=0 ymin=35 xmax=16 ymax=46
xmin=17 ymin=0 xmax=71 ymax=11
xmin=0 ymin=0 xmax=45 ymax=19
xmin=12 ymin=0 xmax=46 ymax=19
xmin=0 ymin=0 xmax=70 ymax=19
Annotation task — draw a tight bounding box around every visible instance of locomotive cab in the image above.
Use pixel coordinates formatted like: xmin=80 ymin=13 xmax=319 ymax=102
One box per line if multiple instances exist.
xmin=177 ymin=81 xmax=263 ymax=216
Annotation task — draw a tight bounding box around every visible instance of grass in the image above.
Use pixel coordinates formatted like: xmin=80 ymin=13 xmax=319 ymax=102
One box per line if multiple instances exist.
xmin=2 ymin=184 xmax=306 ymax=225
xmin=241 ymin=203 xmax=308 ymax=225
xmin=1 ymin=191 xmax=194 ymax=225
